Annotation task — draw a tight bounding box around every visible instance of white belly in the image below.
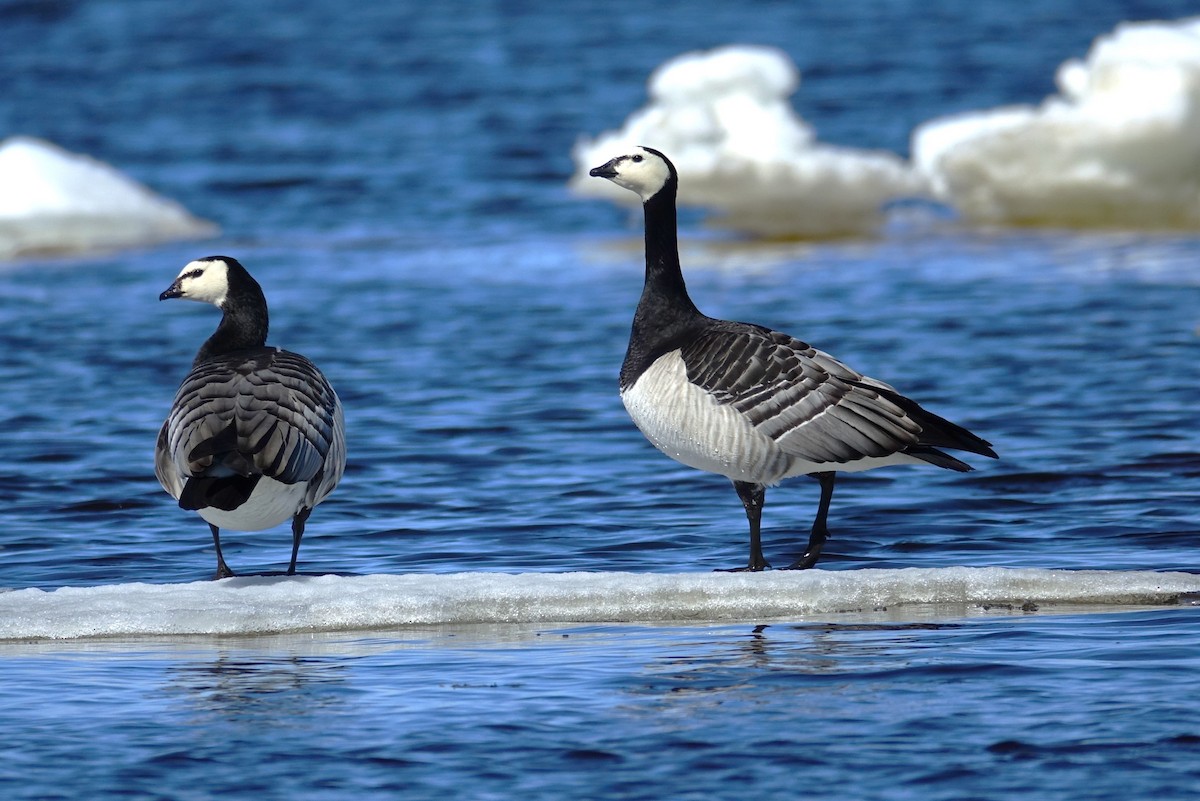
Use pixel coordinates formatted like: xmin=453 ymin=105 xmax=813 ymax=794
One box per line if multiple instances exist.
xmin=621 ymin=351 xmax=924 ymax=485
xmin=197 ymin=477 xmax=309 ymax=531
xmin=622 ymin=352 xmax=793 ymax=484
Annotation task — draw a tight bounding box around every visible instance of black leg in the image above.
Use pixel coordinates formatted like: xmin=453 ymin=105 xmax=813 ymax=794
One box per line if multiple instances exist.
xmin=210 ymin=523 xmax=235 ymax=579
xmin=288 ymin=507 xmax=311 ymax=575
xmin=784 ymin=472 xmax=836 ymax=570
xmin=718 ymin=481 xmax=771 ymax=572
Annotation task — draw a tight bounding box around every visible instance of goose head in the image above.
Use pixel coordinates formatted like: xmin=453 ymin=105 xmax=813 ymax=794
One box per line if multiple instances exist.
xmin=589 ymin=146 xmax=676 ymax=203
xmin=160 ymin=256 xmax=241 ymax=307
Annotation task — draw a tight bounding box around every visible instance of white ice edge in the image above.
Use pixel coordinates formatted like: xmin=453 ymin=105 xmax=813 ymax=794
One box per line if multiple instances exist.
xmin=2 ymin=567 xmax=1197 ymax=641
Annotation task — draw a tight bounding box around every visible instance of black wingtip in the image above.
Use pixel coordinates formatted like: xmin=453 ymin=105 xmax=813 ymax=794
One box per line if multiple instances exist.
xmin=858 ymin=381 xmax=998 ymax=460
xmin=178 ymin=475 xmax=261 ymax=511
xmin=905 ymin=445 xmax=975 ymax=472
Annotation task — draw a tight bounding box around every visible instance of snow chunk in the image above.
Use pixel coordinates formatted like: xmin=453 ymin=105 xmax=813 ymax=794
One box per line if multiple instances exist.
xmin=0 ymin=136 xmax=216 ymax=260
xmin=1 ymin=568 xmax=1196 ymax=641
xmin=913 ymin=17 xmax=1200 ymax=229
xmin=571 ymin=46 xmax=923 ymax=239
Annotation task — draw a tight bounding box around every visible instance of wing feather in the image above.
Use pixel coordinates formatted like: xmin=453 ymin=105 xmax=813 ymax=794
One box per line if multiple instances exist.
xmin=680 ymin=324 xmax=923 ymax=465
xmin=157 ymin=348 xmax=345 ymax=503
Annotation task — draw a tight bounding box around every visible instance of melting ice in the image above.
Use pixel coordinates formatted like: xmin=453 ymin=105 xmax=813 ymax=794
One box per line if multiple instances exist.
xmin=575 ymin=19 xmax=1200 ymax=236
xmin=2 ymin=568 xmax=1197 ymax=641
xmin=570 ymin=45 xmax=923 ymax=239
xmin=913 ymin=17 xmax=1200 ymax=229
xmin=0 ymin=136 xmax=216 ymax=260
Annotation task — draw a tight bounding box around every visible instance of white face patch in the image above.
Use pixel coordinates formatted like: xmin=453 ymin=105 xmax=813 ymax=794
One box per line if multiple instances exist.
xmin=172 ymin=259 xmax=231 ymax=307
xmin=600 ymin=147 xmax=672 ymax=202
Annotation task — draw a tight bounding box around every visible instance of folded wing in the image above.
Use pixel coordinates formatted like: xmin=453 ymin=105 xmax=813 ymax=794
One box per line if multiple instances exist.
xmin=681 ymin=323 xmax=992 ymax=467
xmin=156 ymin=348 xmax=345 ymax=508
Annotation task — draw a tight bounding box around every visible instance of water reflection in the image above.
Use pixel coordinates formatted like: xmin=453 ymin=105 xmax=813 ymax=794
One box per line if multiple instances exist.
xmin=162 ymin=650 xmax=352 ymax=722
xmin=621 ymin=620 xmax=966 ymax=704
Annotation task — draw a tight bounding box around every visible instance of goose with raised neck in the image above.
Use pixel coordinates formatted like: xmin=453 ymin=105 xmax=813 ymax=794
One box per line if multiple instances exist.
xmin=590 ymin=147 xmax=997 ymax=571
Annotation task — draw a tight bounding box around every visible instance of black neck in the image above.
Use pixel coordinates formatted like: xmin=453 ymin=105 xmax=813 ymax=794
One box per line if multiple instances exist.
xmin=620 ymin=180 xmax=705 ymax=387
xmin=638 ymin=184 xmax=698 ymax=317
xmin=194 ymin=288 xmax=270 ymax=365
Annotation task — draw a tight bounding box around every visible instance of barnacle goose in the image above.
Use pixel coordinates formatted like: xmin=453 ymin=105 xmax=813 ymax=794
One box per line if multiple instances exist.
xmin=589 ymin=147 xmax=996 ymax=571
xmin=155 ymin=256 xmax=346 ymax=578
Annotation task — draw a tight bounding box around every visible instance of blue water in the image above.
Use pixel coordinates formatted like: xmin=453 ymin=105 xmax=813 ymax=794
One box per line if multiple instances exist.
xmin=3 ymin=1 xmax=1200 ymax=799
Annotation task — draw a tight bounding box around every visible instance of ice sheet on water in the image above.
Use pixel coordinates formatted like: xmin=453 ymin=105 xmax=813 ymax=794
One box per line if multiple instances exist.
xmin=2 ymin=568 xmax=1197 ymax=641
xmin=570 ymin=45 xmax=923 ymax=239
xmin=912 ymin=17 xmax=1200 ymax=229
xmin=0 ymin=136 xmax=216 ymax=260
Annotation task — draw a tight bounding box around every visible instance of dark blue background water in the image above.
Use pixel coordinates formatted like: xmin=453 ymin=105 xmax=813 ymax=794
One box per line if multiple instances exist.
xmin=2 ymin=1 xmax=1199 ymax=799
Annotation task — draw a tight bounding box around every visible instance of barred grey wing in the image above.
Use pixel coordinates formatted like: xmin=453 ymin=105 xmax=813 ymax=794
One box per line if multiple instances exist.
xmin=681 ymin=325 xmax=922 ymax=464
xmin=162 ymin=348 xmax=344 ymax=492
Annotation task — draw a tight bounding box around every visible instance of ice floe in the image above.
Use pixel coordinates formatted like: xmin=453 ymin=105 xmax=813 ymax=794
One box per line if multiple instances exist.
xmin=913 ymin=17 xmax=1200 ymax=229
xmin=570 ymin=45 xmax=923 ymax=239
xmin=2 ymin=568 xmax=1197 ymax=640
xmin=0 ymin=136 xmax=216 ymax=260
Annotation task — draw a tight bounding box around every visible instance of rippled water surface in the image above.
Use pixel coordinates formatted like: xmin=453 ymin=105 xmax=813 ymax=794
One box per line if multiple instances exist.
xmin=4 ymin=612 xmax=1200 ymax=800
xmin=2 ymin=1 xmax=1200 ymax=799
